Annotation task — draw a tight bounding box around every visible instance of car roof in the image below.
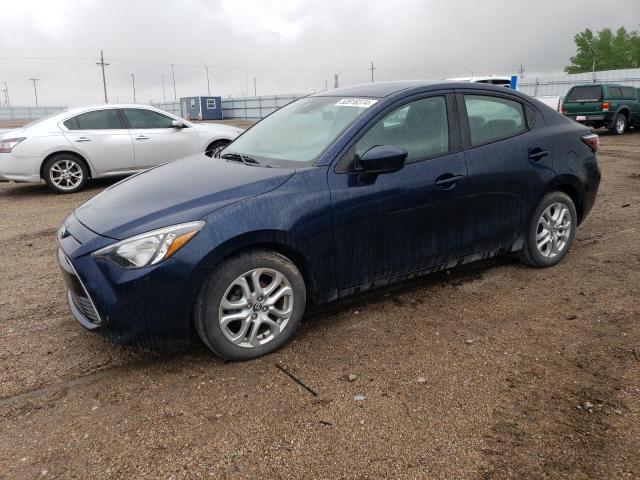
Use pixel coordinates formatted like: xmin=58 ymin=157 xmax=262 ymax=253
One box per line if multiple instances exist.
xmin=63 ymin=104 xmax=166 ymax=114
xmin=312 ymin=80 xmax=516 ymax=98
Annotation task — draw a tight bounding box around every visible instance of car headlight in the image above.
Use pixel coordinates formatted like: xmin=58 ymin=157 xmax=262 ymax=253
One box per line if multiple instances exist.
xmin=92 ymin=221 xmax=204 ymax=268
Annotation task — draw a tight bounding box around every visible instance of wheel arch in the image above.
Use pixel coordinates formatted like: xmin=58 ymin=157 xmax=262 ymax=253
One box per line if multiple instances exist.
xmin=204 ymin=136 xmax=232 ymax=152
xmin=40 ymin=150 xmax=92 ymax=179
xmin=544 ymin=176 xmax=584 ymax=224
xmin=615 ymin=106 xmax=630 ymax=119
xmin=201 ymin=231 xmax=322 ymax=306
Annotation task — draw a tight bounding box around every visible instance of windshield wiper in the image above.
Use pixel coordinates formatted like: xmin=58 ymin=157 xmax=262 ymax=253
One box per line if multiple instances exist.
xmin=221 ymin=152 xmax=274 ymax=168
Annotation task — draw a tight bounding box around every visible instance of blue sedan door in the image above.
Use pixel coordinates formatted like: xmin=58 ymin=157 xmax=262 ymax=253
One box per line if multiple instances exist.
xmin=328 ymin=93 xmax=468 ymax=292
xmin=457 ymin=91 xmax=555 ymax=255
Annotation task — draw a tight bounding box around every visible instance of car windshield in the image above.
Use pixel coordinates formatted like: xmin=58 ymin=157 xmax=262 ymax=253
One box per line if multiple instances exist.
xmin=223 ymin=96 xmax=376 ymax=167
xmin=565 ymin=86 xmax=602 ymax=102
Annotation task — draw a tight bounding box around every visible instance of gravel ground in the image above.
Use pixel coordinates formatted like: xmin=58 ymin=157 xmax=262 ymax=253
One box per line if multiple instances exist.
xmin=1 ymin=132 xmax=639 ymax=479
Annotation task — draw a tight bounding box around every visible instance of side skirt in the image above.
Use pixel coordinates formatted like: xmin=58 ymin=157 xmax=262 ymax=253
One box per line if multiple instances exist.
xmin=337 ymin=245 xmax=513 ymax=298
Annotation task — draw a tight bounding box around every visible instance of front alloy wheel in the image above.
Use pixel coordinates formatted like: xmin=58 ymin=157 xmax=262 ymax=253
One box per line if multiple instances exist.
xmin=219 ymin=268 xmax=294 ymax=348
xmin=195 ymin=250 xmax=306 ymax=361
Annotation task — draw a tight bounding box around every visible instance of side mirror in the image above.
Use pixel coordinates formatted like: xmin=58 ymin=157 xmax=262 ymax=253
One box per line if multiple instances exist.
xmin=358 ymin=145 xmax=407 ymax=174
xmin=172 ymin=120 xmax=185 ymax=129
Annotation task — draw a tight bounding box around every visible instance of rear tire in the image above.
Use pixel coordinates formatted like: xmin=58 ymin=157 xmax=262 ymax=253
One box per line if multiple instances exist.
xmin=610 ymin=113 xmax=627 ymax=135
xmin=43 ymin=154 xmax=89 ymax=194
xmin=205 ymin=139 xmax=230 ymax=157
xmin=518 ymin=192 xmax=577 ymax=268
xmin=194 ymin=250 xmax=306 ymax=361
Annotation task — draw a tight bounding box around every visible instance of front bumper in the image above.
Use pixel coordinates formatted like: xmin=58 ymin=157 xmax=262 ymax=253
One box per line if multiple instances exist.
xmin=57 ymin=214 xmax=211 ymax=345
xmin=0 ymin=152 xmax=43 ymax=182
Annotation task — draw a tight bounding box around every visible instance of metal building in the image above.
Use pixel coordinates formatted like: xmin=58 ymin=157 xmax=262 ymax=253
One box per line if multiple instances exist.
xmin=180 ymin=96 xmax=223 ymax=120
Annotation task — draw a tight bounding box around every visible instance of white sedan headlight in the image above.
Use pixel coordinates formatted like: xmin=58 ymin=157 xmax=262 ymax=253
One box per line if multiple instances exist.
xmin=93 ymin=221 xmax=204 ymax=268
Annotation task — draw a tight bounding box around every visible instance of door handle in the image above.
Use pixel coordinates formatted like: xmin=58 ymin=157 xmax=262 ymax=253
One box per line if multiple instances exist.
xmin=528 ymin=148 xmax=549 ymax=162
xmin=135 ymin=135 xmax=150 ymax=140
xmin=75 ymin=137 xmax=91 ymax=142
xmin=435 ymin=173 xmax=465 ymax=189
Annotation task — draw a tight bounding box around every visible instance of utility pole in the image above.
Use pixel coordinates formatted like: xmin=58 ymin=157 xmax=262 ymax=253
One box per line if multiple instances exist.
xmin=333 ymin=72 xmax=342 ymax=89
xmin=253 ymin=77 xmax=257 ymax=96
xmin=518 ymin=64 xmax=525 ymax=79
xmin=171 ymin=64 xmax=177 ymax=101
xmin=370 ymin=61 xmax=375 ymax=83
xmin=161 ymin=74 xmax=166 ymax=102
xmin=130 ymin=73 xmax=136 ymax=103
xmin=324 ymin=79 xmax=328 ymax=91
xmin=28 ymin=78 xmax=39 ymax=107
xmin=201 ymin=62 xmax=211 ymax=96
xmin=1 ymin=81 xmax=9 ymax=107
xmin=96 ymin=50 xmax=109 ymax=103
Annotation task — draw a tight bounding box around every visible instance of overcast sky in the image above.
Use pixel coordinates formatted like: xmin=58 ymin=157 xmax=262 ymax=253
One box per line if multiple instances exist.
xmin=0 ymin=0 xmax=638 ymax=106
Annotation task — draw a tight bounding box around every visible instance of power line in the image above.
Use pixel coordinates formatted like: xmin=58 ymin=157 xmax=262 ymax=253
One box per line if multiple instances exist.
xmin=28 ymin=78 xmax=39 ymax=107
xmin=96 ymin=50 xmax=109 ymax=103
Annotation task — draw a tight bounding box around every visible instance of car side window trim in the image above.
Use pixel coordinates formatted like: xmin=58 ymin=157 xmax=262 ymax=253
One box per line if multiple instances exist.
xmin=335 ymin=91 xmax=461 ymax=173
xmin=120 ymin=108 xmax=178 ymax=129
xmin=455 ymin=90 xmax=534 ymax=150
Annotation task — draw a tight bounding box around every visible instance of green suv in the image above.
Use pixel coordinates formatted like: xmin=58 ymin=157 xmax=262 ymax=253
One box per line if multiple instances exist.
xmin=562 ymin=83 xmax=640 ymax=134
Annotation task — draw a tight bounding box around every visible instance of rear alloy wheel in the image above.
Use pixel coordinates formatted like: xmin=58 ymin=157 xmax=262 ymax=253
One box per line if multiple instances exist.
xmin=195 ymin=250 xmax=306 ymax=361
xmin=518 ymin=192 xmax=577 ymax=268
xmin=610 ymin=113 xmax=626 ymax=135
xmin=43 ymin=155 xmax=89 ymax=193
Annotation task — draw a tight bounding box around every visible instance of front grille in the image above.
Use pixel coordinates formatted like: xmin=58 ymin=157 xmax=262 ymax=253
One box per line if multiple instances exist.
xmin=58 ymin=247 xmax=102 ymax=326
xmin=69 ymin=290 xmax=101 ymax=325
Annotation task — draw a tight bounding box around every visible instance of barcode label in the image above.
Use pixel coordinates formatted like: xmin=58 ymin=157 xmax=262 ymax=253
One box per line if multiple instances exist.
xmin=335 ymin=98 xmax=378 ymax=108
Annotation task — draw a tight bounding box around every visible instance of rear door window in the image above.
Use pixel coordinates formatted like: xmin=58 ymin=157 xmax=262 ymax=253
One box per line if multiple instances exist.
xmin=464 ymin=95 xmax=527 ymax=146
xmin=122 ymin=108 xmax=175 ymax=128
xmin=565 ymin=86 xmax=602 ymax=102
xmin=64 ymin=109 xmax=123 ymax=130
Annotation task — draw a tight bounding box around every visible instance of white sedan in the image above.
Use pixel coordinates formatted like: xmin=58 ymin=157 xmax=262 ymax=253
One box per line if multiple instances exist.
xmin=0 ymin=104 xmax=243 ymax=193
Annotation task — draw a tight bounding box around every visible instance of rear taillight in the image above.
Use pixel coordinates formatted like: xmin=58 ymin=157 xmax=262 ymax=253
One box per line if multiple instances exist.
xmin=582 ymin=134 xmax=599 ymax=152
xmin=601 ymin=102 xmax=609 ymax=111
xmin=0 ymin=137 xmax=25 ymax=153
xmin=560 ymin=103 xmax=565 ymax=113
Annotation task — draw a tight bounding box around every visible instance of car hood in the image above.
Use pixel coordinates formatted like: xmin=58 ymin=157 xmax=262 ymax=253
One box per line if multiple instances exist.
xmin=75 ymin=153 xmax=294 ymax=240
xmin=192 ymin=123 xmax=243 ymax=135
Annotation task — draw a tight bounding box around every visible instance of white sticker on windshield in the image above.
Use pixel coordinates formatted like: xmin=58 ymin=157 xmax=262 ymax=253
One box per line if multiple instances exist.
xmin=335 ymin=98 xmax=378 ymax=108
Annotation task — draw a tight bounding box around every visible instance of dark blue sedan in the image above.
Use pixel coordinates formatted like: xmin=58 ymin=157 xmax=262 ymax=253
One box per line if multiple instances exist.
xmin=57 ymin=81 xmax=601 ymax=360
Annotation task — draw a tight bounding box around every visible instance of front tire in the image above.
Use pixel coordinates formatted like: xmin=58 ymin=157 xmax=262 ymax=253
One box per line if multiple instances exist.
xmin=518 ymin=192 xmax=577 ymax=268
xmin=194 ymin=250 xmax=306 ymax=361
xmin=43 ymin=154 xmax=89 ymax=193
xmin=610 ymin=113 xmax=627 ymax=135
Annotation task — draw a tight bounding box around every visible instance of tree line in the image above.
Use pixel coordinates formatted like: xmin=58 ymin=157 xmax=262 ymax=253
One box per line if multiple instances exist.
xmin=565 ymin=27 xmax=640 ymax=73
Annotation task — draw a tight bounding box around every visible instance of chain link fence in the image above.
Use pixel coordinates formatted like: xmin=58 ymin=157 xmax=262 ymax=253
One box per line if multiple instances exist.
xmin=3 ymin=68 xmax=640 ymax=124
